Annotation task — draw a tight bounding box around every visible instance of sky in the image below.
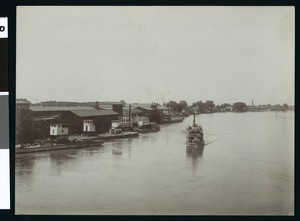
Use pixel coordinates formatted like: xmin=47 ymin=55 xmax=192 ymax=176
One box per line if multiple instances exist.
xmin=16 ymin=6 xmax=295 ymax=106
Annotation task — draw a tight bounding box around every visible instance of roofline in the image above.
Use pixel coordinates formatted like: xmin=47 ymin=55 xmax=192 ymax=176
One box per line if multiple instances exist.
xmin=69 ymin=110 xmax=119 ymax=117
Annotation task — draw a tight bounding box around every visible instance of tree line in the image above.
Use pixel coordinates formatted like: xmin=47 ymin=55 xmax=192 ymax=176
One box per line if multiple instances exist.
xmin=166 ymin=100 xmax=292 ymax=114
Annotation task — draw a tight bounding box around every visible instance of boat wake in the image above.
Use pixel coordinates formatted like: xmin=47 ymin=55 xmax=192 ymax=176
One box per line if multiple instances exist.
xmin=204 ymin=139 xmax=220 ymax=146
xmin=206 ymin=132 xmax=232 ymax=135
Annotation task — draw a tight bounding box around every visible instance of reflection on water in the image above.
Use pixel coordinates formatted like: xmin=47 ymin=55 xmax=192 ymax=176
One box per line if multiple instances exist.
xmin=15 ymin=157 xmax=36 ymax=189
xmin=186 ymin=146 xmax=204 ymax=172
xmin=186 ymin=146 xmax=204 ymax=158
xmin=110 ymin=138 xmax=137 ymax=156
xmin=16 ymin=112 xmax=294 ymax=215
xmin=112 ymin=146 xmax=122 ymax=155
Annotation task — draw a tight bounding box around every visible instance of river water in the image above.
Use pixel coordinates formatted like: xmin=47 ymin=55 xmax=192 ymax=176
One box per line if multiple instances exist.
xmin=15 ymin=111 xmax=294 ymax=215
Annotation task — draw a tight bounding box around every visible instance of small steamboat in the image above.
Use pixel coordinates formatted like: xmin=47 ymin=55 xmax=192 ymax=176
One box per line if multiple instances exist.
xmin=186 ymin=113 xmax=204 ymax=147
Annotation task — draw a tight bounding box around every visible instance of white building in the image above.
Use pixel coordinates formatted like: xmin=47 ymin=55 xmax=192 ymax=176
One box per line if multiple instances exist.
xmin=50 ymin=124 xmax=68 ymax=136
xmin=83 ymin=120 xmax=96 ymax=132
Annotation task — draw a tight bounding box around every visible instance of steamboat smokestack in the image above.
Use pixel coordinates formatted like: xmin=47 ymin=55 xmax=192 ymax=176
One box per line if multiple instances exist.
xmin=193 ymin=113 xmax=195 ymax=126
xmin=129 ymin=104 xmax=131 ymax=123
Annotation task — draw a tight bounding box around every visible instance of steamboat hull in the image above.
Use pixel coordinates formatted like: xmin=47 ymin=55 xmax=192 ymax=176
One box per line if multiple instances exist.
xmin=98 ymin=132 xmax=139 ymax=140
xmin=137 ymin=128 xmax=160 ymax=133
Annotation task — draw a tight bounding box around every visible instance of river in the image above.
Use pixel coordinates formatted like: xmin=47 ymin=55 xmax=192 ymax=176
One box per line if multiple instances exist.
xmin=15 ymin=111 xmax=294 ymax=215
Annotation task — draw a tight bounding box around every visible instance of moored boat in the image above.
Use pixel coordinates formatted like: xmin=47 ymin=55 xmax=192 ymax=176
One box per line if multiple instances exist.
xmin=16 ymin=138 xmax=104 ymax=154
xmin=98 ymin=130 xmax=139 ymax=140
xmin=161 ymin=110 xmax=184 ymax=124
xmin=134 ymin=116 xmax=160 ymax=133
xmin=170 ymin=115 xmax=184 ymax=123
xmin=100 ymin=115 xmax=140 ymax=140
xmin=161 ymin=110 xmax=171 ymax=123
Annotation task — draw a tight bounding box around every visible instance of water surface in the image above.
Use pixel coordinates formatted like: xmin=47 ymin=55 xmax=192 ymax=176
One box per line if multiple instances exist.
xmin=15 ymin=111 xmax=294 ymax=215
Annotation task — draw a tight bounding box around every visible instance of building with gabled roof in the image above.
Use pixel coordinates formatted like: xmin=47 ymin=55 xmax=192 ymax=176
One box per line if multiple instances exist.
xmin=123 ymin=108 xmax=143 ymax=116
xmin=59 ymin=109 xmax=119 ymax=134
xmin=97 ymin=103 xmax=124 ymax=116
xmin=131 ymin=103 xmax=158 ymax=111
xmin=16 ymin=99 xmax=31 ymax=112
xmin=130 ymin=103 xmax=162 ymax=123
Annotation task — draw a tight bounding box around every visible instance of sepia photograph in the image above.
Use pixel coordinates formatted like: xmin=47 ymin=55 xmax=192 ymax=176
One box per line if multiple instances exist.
xmin=15 ymin=6 xmax=294 ymax=215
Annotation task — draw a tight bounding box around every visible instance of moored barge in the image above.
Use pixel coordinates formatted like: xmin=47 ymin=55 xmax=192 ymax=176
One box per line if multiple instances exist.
xmin=16 ymin=139 xmax=104 ymax=154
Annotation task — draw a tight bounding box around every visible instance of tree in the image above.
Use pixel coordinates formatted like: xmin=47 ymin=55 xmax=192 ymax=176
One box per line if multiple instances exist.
xmin=177 ymin=100 xmax=188 ymax=112
xmin=167 ymin=100 xmax=187 ymax=113
xmin=205 ymin=100 xmax=215 ymax=111
xmin=16 ymin=109 xmax=39 ymax=145
xmin=214 ymin=105 xmax=222 ymax=112
xmin=179 ymin=100 xmax=188 ymax=107
xmin=274 ymin=104 xmax=282 ymax=111
xmin=221 ymin=103 xmax=231 ymax=108
xmin=16 ymin=118 xmax=34 ymax=145
xmin=167 ymin=101 xmax=176 ymax=109
xmin=193 ymin=100 xmax=206 ymax=113
xmin=232 ymin=102 xmax=248 ymax=112
xmin=167 ymin=101 xmax=178 ymax=111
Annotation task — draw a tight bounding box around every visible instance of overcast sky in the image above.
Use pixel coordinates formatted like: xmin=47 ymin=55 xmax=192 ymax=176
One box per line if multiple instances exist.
xmin=16 ymin=6 xmax=294 ymax=105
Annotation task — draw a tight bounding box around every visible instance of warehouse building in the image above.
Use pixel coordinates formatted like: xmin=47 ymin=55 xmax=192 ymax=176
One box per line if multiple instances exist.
xmin=59 ymin=109 xmax=119 ymax=134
